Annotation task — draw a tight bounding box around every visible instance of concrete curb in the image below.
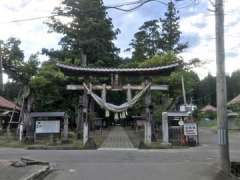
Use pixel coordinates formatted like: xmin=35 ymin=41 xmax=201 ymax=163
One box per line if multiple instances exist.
xmin=23 ymin=165 xmax=52 ymax=180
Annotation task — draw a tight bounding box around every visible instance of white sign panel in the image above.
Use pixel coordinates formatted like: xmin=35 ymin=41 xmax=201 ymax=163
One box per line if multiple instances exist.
xmin=184 ymin=123 xmax=198 ymax=136
xmin=35 ymin=120 xmax=60 ymax=134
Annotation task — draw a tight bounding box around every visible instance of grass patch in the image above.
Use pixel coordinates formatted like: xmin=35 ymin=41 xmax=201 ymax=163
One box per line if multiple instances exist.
xmin=0 ymin=131 xmax=84 ymax=149
xmin=139 ymin=141 xmax=190 ymax=149
xmin=0 ymin=128 xmax=111 ymax=150
xmin=198 ymin=120 xmax=217 ymax=130
xmin=0 ymin=132 xmax=26 ymax=148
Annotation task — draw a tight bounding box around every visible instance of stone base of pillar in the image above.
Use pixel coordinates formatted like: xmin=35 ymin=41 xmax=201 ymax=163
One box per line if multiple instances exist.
xmin=161 ymin=142 xmax=172 ymax=146
xmin=83 ymin=122 xmax=88 ymax=145
xmin=144 ymin=121 xmax=151 ymax=144
xmin=162 ymin=112 xmax=169 ymax=145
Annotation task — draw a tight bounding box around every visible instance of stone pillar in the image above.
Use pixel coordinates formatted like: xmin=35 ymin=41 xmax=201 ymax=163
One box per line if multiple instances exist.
xmin=101 ymin=84 xmax=107 ymax=101
xmin=24 ymin=94 xmax=34 ymax=141
xmin=76 ymin=95 xmax=83 ymax=139
xmin=83 ymin=84 xmax=89 ymax=145
xmin=144 ymin=121 xmax=152 ymax=144
xmin=19 ymin=122 xmax=24 ymax=142
xmin=144 ymin=79 xmax=152 ymax=144
xmin=127 ymin=84 xmax=132 ymax=103
xmin=162 ymin=112 xmax=170 ymax=145
xmin=63 ymin=115 xmax=69 ymax=141
xmin=83 ymin=121 xmax=88 ymax=145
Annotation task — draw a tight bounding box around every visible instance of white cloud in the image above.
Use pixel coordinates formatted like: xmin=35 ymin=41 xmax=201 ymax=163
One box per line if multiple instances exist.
xmin=0 ymin=0 xmax=240 ymax=81
xmin=180 ymin=0 xmax=240 ymax=79
xmin=0 ymin=0 xmax=62 ymax=59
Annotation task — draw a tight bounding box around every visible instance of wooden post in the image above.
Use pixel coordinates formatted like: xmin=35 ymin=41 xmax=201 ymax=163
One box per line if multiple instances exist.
xmin=215 ymin=0 xmax=230 ymax=174
xmin=144 ymin=79 xmax=152 ymax=144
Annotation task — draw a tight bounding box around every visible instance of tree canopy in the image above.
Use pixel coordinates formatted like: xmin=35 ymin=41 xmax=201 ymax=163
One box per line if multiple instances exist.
xmin=130 ymin=20 xmax=161 ymax=61
xmin=129 ymin=1 xmax=187 ymax=62
xmin=160 ymin=1 xmax=187 ymax=53
xmin=45 ymin=0 xmax=120 ymax=67
xmin=1 ymin=38 xmax=39 ymax=85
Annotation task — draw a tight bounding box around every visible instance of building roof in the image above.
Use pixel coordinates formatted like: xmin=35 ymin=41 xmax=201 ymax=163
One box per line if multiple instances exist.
xmin=200 ymin=105 xmax=217 ymax=112
xmin=167 ymin=112 xmax=190 ymax=117
xmin=0 ymin=96 xmax=20 ymax=111
xmin=228 ymin=94 xmax=240 ymax=105
xmin=56 ymin=63 xmax=180 ymax=76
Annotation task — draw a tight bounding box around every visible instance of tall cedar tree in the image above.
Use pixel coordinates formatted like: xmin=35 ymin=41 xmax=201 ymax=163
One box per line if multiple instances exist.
xmin=130 ymin=2 xmax=187 ymax=61
xmin=160 ymin=1 xmax=187 ymax=53
xmin=45 ymin=0 xmax=120 ymax=67
xmin=130 ymin=20 xmax=161 ymax=61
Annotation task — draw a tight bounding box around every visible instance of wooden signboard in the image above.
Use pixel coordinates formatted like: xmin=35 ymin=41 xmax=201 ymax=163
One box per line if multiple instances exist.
xmin=35 ymin=120 xmax=60 ymax=134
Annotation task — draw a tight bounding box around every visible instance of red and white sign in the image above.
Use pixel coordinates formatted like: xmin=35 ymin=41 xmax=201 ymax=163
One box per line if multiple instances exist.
xmin=184 ymin=123 xmax=198 ymax=136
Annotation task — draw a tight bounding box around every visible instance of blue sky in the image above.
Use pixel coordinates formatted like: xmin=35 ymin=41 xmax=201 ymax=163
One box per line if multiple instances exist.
xmin=0 ymin=0 xmax=240 ymax=80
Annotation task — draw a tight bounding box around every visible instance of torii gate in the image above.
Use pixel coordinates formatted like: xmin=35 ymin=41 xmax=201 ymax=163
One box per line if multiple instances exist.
xmin=57 ymin=63 xmax=179 ymax=145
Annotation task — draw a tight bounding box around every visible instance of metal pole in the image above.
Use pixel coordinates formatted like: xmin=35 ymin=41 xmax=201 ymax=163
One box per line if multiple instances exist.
xmin=215 ymin=0 xmax=230 ymax=174
xmin=0 ymin=43 xmax=3 ymax=92
xmin=181 ymin=76 xmax=187 ymax=105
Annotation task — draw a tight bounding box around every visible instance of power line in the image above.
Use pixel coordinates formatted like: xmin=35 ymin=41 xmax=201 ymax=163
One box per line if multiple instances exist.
xmin=1 ymin=15 xmax=59 ymax=24
xmin=0 ymin=0 xmax=198 ymax=24
xmin=106 ymin=0 xmax=168 ymax=12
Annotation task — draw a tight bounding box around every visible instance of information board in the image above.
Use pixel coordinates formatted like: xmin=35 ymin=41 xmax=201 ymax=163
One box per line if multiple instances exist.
xmin=35 ymin=120 xmax=60 ymax=134
xmin=184 ymin=123 xmax=198 ymax=136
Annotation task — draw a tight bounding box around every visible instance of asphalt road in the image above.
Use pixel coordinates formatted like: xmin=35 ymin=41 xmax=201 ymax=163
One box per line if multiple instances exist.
xmin=0 ymin=128 xmax=239 ymax=180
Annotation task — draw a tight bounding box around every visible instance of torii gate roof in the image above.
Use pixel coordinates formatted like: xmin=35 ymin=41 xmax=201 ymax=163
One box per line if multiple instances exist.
xmin=56 ymin=62 xmax=180 ymax=76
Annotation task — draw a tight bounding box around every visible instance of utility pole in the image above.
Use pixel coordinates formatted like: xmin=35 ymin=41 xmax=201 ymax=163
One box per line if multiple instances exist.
xmin=0 ymin=43 xmax=3 ymax=92
xmin=215 ymin=0 xmax=230 ymax=174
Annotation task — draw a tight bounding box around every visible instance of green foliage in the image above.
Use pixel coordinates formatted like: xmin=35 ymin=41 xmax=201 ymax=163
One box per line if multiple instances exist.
xmin=228 ymin=104 xmax=240 ymax=112
xmin=30 ymin=60 xmax=70 ymax=112
xmin=168 ymin=70 xmax=200 ymax=99
xmin=2 ymin=82 xmax=21 ymax=101
xmin=228 ymin=70 xmax=240 ymax=100
xmin=197 ymin=74 xmax=216 ymax=106
xmin=45 ymin=0 xmax=120 ymax=67
xmin=121 ymin=52 xmax=179 ymax=69
xmin=197 ymin=71 xmax=240 ymax=108
xmin=199 ymin=111 xmax=217 ymax=121
xmin=129 ymin=1 xmax=187 ymax=61
xmin=160 ymin=1 xmax=188 ymax=53
xmin=1 ymin=38 xmax=39 ymax=85
xmin=138 ymin=52 xmax=179 ymax=67
xmin=130 ymin=20 xmax=161 ymax=61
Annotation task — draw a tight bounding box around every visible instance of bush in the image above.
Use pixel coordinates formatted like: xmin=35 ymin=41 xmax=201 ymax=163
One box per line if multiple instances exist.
xmin=84 ymin=138 xmax=97 ymax=150
xmin=199 ymin=111 xmax=217 ymax=121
